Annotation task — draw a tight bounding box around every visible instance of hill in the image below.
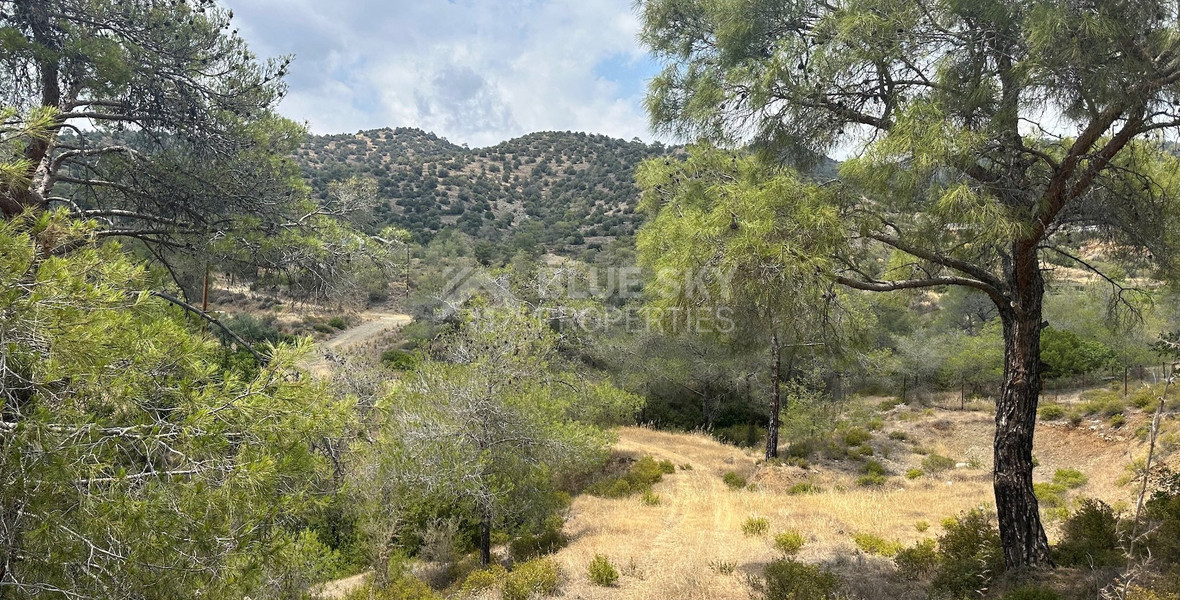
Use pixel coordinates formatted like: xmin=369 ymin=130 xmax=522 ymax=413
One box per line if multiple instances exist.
xmin=295 ymin=128 xmax=675 ymax=254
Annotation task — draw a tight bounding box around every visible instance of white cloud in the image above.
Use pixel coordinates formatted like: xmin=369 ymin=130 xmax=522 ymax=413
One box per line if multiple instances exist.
xmin=225 ymin=0 xmax=658 ymax=146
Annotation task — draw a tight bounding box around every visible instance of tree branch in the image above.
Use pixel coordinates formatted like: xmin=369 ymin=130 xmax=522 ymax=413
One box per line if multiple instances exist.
xmin=149 ymin=291 xmax=270 ymax=366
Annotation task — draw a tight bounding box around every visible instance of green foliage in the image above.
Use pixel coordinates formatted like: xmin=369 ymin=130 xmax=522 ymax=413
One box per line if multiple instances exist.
xmin=1039 ymin=404 xmax=1067 ymax=420
xmin=509 ymin=516 xmax=569 ymax=563
xmin=587 ymin=554 xmax=619 ymax=587
xmin=1054 ymin=499 xmax=1124 ymax=568
xmin=843 ymin=427 xmax=873 ymax=446
xmin=588 ymin=455 xmax=672 ymax=498
xmin=503 ymin=559 xmax=561 ymax=600
xmin=1000 ymin=587 xmax=1063 ymax=600
xmin=1041 ymin=327 xmax=1116 ymax=379
xmin=380 ymin=348 xmax=419 ymax=371
xmin=930 ymin=510 xmax=1004 ymax=598
xmin=1081 ymin=390 xmax=1126 ymax=417
xmin=742 ymin=517 xmax=770 ymax=536
xmin=0 ymin=213 xmax=351 ymax=599
xmin=723 ymin=471 xmax=749 ymax=490
xmin=459 ymin=565 xmax=507 ymax=594
xmin=774 ymin=531 xmax=806 ymax=556
xmin=641 ymin=490 xmax=662 ymax=506
xmin=787 ymin=482 xmax=822 ymax=495
xmin=858 ymin=460 xmax=889 ymax=486
xmin=1053 ymin=469 xmax=1088 ymax=489
xmin=1034 ymin=483 xmax=1069 ymax=509
xmin=922 ymin=454 xmax=957 ymax=474
xmin=894 ymin=539 xmax=938 ymax=581
xmin=853 ymin=533 xmax=903 ymax=557
xmin=760 ymin=560 xmax=842 ymax=600
xmin=906 ymin=469 xmax=924 ymax=480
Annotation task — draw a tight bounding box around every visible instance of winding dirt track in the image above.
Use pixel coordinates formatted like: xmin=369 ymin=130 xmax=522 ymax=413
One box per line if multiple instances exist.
xmin=301 ymin=311 xmax=412 ymax=377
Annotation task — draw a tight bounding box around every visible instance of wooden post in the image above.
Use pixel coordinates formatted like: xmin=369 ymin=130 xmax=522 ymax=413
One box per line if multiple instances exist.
xmin=1124 ymin=366 xmax=1129 ymax=398
xmin=201 ymin=262 xmax=210 ymax=313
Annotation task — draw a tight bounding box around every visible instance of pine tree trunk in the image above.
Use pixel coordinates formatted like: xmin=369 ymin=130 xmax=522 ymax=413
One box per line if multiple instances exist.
xmin=765 ymin=333 xmax=781 ymax=460
xmin=994 ymin=255 xmax=1053 ymax=569
xmin=479 ymin=512 xmax=492 ymax=566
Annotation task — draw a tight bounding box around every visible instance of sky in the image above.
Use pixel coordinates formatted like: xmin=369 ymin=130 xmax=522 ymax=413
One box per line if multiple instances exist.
xmin=224 ymin=0 xmax=663 ymax=148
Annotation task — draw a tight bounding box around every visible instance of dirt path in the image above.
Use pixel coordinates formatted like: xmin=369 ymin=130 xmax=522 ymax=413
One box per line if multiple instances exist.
xmin=302 ymin=311 xmax=413 ymax=376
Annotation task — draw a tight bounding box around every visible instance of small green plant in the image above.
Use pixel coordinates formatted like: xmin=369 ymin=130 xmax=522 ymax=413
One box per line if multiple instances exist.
xmin=742 ymin=516 xmax=770 ymax=536
xmin=1054 ymin=498 xmax=1124 ymax=568
xmin=679 ymin=463 xmax=693 ymax=471
xmin=460 ymin=565 xmax=507 ymax=593
xmin=906 ymin=468 xmax=923 ymax=480
xmin=723 ymin=471 xmax=748 ymax=490
xmin=502 ymin=559 xmax=561 ymax=600
xmin=888 ymin=430 xmax=909 ymax=441
xmin=1110 ymin=413 xmax=1127 ymax=428
xmin=843 ymin=427 xmax=872 ymax=446
xmin=658 ymin=459 xmax=676 ymax=474
xmin=774 ymin=530 xmax=806 ymax=556
xmin=787 ymin=481 xmax=821 ymax=495
xmin=587 ymin=455 xmax=670 ymax=498
xmin=1034 ymin=482 xmax=1068 ymax=509
xmin=921 ymin=453 xmax=956 ymax=474
xmin=853 ymin=532 xmax=903 ymax=556
xmin=587 ymin=554 xmax=618 ymax=587
xmin=930 ymin=510 xmax=1003 ymax=598
xmin=641 ymin=490 xmax=661 ymax=506
xmin=327 ymin=315 xmax=350 ymax=330
xmin=709 ymin=559 xmax=736 ymax=574
xmin=1052 ymin=468 xmax=1088 ymax=489
xmin=761 ymin=559 xmax=841 ymax=600
xmin=1000 ymin=587 xmax=1063 ymax=600
xmin=914 ymin=520 xmax=930 ymax=533
xmin=894 ymin=539 xmax=937 ymax=581
xmin=1039 ymin=404 xmax=1066 ymax=420
xmin=858 ymin=460 xmax=888 ymax=486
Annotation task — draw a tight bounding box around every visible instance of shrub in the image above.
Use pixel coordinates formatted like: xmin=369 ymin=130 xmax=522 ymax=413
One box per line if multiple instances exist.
xmin=1110 ymin=413 xmax=1127 ymax=428
xmin=460 ymin=565 xmax=507 ymax=593
xmin=922 ymin=453 xmax=956 ymax=474
xmin=930 ymin=510 xmax=1003 ymax=598
xmin=844 ymin=427 xmax=873 ymax=446
xmin=853 ymin=532 xmax=903 ymax=557
xmin=1054 ymin=499 xmax=1124 ymax=568
xmin=723 ymin=471 xmax=748 ymax=490
xmin=915 ymin=520 xmax=930 ymax=532
xmin=1081 ymin=391 xmax=1125 ymax=417
xmin=857 ymin=473 xmax=887 ymax=487
xmin=1053 ymin=468 xmax=1088 ymax=489
xmin=587 ymin=455 xmax=670 ymax=498
xmin=641 ymin=490 xmax=661 ymax=506
xmin=888 ymin=430 xmax=909 ymax=441
xmin=327 ymin=315 xmax=350 ymax=330
xmin=1039 ymin=404 xmax=1066 ymax=420
xmin=1001 ymin=587 xmax=1063 ymax=600
xmin=587 ymin=554 xmax=618 ymax=587
xmin=787 ymin=482 xmax=822 ymax=495
xmin=742 ymin=516 xmax=770 ymax=536
xmin=774 ymin=530 xmax=806 ymax=556
xmin=894 ymin=539 xmax=938 ymax=581
xmin=509 ymin=517 xmax=568 ymax=562
xmin=906 ymin=468 xmax=924 ymax=480
xmin=858 ymin=460 xmax=888 ymax=486
xmin=502 ymin=559 xmax=561 ymax=600
xmin=761 ymin=559 xmax=842 ymax=600
xmin=380 ymin=349 xmax=419 ymax=371
xmin=1034 ymin=482 xmax=1068 ymax=509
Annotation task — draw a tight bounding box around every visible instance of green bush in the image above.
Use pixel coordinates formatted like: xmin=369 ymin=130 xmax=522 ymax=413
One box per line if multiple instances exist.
xmin=857 ymin=473 xmax=887 ymax=487
xmin=509 ymin=517 xmax=569 ymax=562
xmin=843 ymin=427 xmax=873 ymax=446
xmin=761 ymin=560 xmax=842 ymax=600
xmin=894 ymin=539 xmax=938 ymax=581
xmin=502 ymin=559 xmax=561 ymax=600
xmin=327 ymin=315 xmax=350 ymax=330
xmin=1054 ymin=499 xmax=1124 ymax=568
xmin=1110 ymin=413 xmax=1127 ymax=428
xmin=587 ymin=455 xmax=670 ymax=498
xmin=1053 ymin=468 xmax=1088 ymax=489
xmin=1081 ymin=391 xmax=1125 ymax=417
xmin=1142 ymin=472 xmax=1180 ymax=564
xmin=380 ymin=349 xmax=419 ymax=371
xmin=1034 ymin=482 xmax=1069 ymax=509
xmin=1039 ymin=404 xmax=1066 ymax=420
xmin=774 ymin=530 xmax=806 ymax=556
xmin=587 ymin=554 xmax=618 ymax=587
xmin=906 ymin=468 xmax=923 ymax=480
xmin=915 ymin=520 xmax=930 ymax=532
xmin=1001 ymin=587 xmax=1063 ymax=600
xmin=858 ymin=460 xmax=888 ymax=486
xmin=723 ymin=471 xmax=748 ymax=490
xmin=742 ymin=516 xmax=770 ymax=536
xmin=853 ymin=532 xmax=903 ymax=556
xmin=460 ymin=565 xmax=507 ymax=594
xmin=787 ymin=481 xmax=822 ymax=495
xmin=922 ymin=453 xmax=956 ymax=474
xmin=930 ymin=510 xmax=1004 ymax=598
xmin=888 ymin=430 xmax=910 ymax=441
xmin=641 ymin=490 xmax=661 ymax=506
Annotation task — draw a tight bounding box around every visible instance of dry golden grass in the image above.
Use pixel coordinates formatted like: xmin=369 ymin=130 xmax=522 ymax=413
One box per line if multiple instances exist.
xmin=549 ymin=401 xmax=1176 ymax=600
